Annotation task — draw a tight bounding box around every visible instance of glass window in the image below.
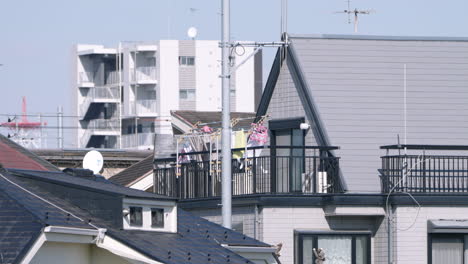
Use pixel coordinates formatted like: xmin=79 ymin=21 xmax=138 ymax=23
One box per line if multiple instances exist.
xmin=430 ymin=234 xmax=467 ymax=264
xmin=179 ymin=56 xmax=195 ymax=66
xmin=129 ymin=207 xmax=142 ymax=226
xmin=297 ymin=233 xmax=370 ymax=264
xmin=151 ymin=208 xmax=164 ymax=228
xmin=180 ymin=89 xmax=196 ymax=100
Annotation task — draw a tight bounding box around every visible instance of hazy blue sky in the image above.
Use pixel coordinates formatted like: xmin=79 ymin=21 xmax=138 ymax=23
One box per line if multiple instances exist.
xmin=1 ymin=0 xmax=468 ymax=147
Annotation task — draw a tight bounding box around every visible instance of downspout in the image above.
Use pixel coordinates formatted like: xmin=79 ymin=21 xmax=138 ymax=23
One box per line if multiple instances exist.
xmin=254 ymin=204 xmax=259 ymax=239
xmin=388 ymin=204 xmax=393 ymax=264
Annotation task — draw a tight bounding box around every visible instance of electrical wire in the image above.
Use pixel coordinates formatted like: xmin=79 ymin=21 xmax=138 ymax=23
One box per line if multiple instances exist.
xmin=385 ymin=154 xmax=429 ymax=231
xmin=0 ymin=171 xmax=100 ymax=230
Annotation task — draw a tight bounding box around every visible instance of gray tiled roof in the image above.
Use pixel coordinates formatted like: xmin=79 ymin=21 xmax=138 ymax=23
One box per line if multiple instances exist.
xmin=109 ymin=154 xmax=153 ymax=186
xmin=0 ymin=167 xmax=270 ymax=264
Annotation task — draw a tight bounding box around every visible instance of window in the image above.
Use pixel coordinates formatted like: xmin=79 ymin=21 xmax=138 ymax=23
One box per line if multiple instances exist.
xmin=179 ymin=56 xmax=195 ymax=66
xmin=180 ymin=89 xmax=196 ymax=100
xmin=129 ymin=207 xmax=143 ymax=226
xmin=151 ymin=208 xmax=164 ymax=228
xmin=429 ymin=234 xmax=468 ymax=264
xmin=296 ymin=233 xmax=370 ymax=264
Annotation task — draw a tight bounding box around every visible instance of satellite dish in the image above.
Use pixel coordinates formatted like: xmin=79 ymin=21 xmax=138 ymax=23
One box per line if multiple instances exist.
xmin=187 ymin=27 xmax=198 ymax=39
xmin=83 ymin=150 xmax=104 ymax=174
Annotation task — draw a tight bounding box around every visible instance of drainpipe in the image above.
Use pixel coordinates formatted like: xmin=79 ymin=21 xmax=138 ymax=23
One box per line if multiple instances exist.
xmin=388 ymin=204 xmax=393 ymax=264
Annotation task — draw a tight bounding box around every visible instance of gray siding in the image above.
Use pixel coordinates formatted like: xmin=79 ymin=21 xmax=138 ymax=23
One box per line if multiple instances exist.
xmin=261 ymin=206 xmax=384 ymax=264
xmin=267 ymin=62 xmax=318 ymax=150
xmin=289 ymin=37 xmax=468 ymax=192
xmin=179 ymin=41 xmax=196 ymax=110
xmin=184 ymin=206 xmax=258 ymax=239
xmin=392 ymin=206 xmax=468 ymax=264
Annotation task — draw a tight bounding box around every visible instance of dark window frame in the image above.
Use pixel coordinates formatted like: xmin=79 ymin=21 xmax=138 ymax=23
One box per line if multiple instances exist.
xmin=151 ymin=208 xmax=165 ymax=228
xmin=269 ymin=117 xmax=306 ymax=193
xmin=179 ymin=56 xmax=195 ymax=66
xmin=129 ymin=206 xmax=143 ymax=226
xmin=295 ymin=232 xmax=371 ymax=264
xmin=428 ymin=233 xmax=466 ymax=264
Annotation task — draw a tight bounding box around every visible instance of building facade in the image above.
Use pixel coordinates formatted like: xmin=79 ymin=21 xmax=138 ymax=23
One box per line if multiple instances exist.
xmin=149 ymin=34 xmax=468 ymax=264
xmin=72 ymin=40 xmax=262 ymax=149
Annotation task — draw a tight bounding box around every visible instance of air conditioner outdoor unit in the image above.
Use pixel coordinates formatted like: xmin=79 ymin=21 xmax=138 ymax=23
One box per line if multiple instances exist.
xmin=317 ymin=171 xmax=328 ymax=193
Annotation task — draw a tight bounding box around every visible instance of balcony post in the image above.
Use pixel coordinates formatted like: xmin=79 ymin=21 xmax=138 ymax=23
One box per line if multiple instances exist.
xmin=252 ymin=149 xmax=257 ymax=194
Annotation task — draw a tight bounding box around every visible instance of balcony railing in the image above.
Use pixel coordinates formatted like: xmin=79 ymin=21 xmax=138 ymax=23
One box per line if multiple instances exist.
xmin=78 ymin=72 xmax=94 ymax=84
xmin=131 ymin=66 xmax=157 ymax=82
xmin=85 ymin=119 xmax=120 ymax=131
xmin=106 ymin=71 xmax=120 ymax=85
xmin=129 ymin=100 xmax=157 ymax=115
xmin=380 ymin=145 xmax=468 ymax=193
xmin=122 ymin=133 xmax=154 ymax=149
xmin=154 ymin=146 xmax=343 ymax=199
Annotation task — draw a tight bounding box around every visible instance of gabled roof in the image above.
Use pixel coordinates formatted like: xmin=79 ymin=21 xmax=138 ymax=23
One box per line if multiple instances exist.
xmin=258 ymin=33 xmax=468 ymax=192
xmin=109 ymin=154 xmax=153 ymax=186
xmin=0 ymin=134 xmax=59 ymax=171
xmin=0 ymin=167 xmax=270 ymax=264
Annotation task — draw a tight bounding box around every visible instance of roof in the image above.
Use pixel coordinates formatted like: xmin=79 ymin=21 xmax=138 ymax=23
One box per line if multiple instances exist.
xmin=109 ymin=154 xmax=153 ymax=186
xmin=0 ymin=134 xmax=59 ymax=171
xmin=289 ymin=33 xmax=468 ymax=42
xmin=258 ymin=34 xmax=468 ymax=192
xmin=9 ymin=168 xmax=173 ymax=200
xmin=0 ymin=167 xmax=269 ymax=263
xmin=172 ymin=110 xmax=256 ymax=131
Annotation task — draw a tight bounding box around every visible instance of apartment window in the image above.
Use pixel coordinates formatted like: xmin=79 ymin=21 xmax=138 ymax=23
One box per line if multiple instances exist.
xmin=296 ymin=233 xmax=370 ymax=264
xmin=429 ymin=234 xmax=468 ymax=264
xmin=230 ymin=89 xmax=236 ymax=96
xmin=151 ymin=208 xmax=164 ymax=228
xmin=179 ymin=56 xmax=195 ymax=66
xmin=129 ymin=207 xmax=143 ymax=226
xmin=180 ymin=89 xmax=196 ymax=100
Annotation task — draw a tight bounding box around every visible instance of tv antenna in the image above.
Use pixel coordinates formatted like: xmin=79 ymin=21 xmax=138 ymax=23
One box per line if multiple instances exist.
xmin=335 ymin=0 xmax=374 ymax=33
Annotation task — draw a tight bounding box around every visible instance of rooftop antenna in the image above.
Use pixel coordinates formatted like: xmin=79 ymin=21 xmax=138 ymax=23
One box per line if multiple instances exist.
xmin=188 ymin=7 xmax=199 ymax=40
xmin=83 ymin=150 xmax=104 ymax=175
xmin=335 ymin=0 xmax=374 ymax=33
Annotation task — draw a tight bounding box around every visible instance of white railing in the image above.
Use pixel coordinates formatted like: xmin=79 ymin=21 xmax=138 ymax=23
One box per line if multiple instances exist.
xmin=121 ymin=133 xmax=154 ymax=149
xmin=128 ymin=100 xmax=157 ymax=115
xmin=106 ymin=71 xmax=120 ymax=85
xmin=80 ymin=87 xmax=120 ymax=116
xmin=80 ymin=129 xmax=92 ymax=148
xmin=78 ymin=72 xmax=94 ymax=84
xmin=131 ymin=66 xmax=157 ymax=82
xmin=87 ymin=119 xmax=120 ymax=131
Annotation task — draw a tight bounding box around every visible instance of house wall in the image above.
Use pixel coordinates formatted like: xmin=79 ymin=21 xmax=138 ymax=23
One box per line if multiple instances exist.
xmin=30 ymin=242 xmax=130 ymax=264
xmin=285 ymin=37 xmax=468 ymax=192
xmin=392 ymin=205 xmax=468 ymax=264
xmin=261 ymin=206 xmax=384 ymax=264
xmin=266 ymin=61 xmax=318 ymax=156
xmin=184 ymin=206 xmax=258 ymax=239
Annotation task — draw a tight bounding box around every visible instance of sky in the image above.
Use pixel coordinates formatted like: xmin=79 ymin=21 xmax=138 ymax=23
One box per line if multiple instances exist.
xmin=1 ymin=0 xmax=468 ymax=147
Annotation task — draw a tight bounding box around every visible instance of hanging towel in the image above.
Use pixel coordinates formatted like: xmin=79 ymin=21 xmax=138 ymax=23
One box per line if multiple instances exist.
xmin=232 ymin=130 xmax=246 ymax=160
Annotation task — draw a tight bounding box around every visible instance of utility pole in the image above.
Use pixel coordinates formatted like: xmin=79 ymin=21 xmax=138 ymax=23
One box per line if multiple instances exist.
xmin=57 ymin=106 xmax=63 ymax=149
xmin=221 ymin=0 xmax=232 ymax=229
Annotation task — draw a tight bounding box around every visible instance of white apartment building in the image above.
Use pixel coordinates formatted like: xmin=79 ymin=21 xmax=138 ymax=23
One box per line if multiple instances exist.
xmin=72 ymin=40 xmax=262 ymax=149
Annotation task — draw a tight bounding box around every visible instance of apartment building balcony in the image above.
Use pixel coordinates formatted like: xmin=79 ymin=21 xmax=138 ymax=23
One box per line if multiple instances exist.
xmin=80 ymin=119 xmax=120 ymax=148
xmin=80 ymin=87 xmax=120 ymax=117
xmin=154 ymin=146 xmax=343 ymax=199
xmin=78 ymin=72 xmax=95 ymax=87
xmin=121 ymin=133 xmax=154 ymax=149
xmin=380 ymin=145 xmax=468 ymax=193
xmin=128 ymin=100 xmax=158 ymax=116
xmin=131 ymin=67 xmax=157 ymax=84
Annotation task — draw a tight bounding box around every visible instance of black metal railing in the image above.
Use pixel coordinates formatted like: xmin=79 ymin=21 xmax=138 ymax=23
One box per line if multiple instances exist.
xmin=153 ymin=146 xmax=343 ymax=199
xmin=380 ymin=145 xmax=468 ymax=193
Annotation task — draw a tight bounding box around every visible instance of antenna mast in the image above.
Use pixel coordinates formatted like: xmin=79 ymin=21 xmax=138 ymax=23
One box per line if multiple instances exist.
xmin=335 ymin=0 xmax=374 ymax=33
